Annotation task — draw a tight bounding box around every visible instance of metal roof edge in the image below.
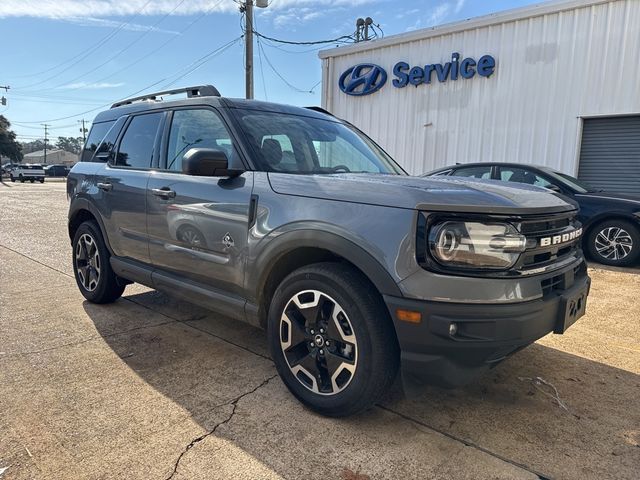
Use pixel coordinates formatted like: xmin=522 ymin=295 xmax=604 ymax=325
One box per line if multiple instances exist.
xmin=318 ymin=0 xmax=617 ymax=59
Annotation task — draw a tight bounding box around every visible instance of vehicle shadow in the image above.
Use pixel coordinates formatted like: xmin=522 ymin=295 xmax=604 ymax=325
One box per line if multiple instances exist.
xmin=83 ymin=290 xmax=640 ymax=480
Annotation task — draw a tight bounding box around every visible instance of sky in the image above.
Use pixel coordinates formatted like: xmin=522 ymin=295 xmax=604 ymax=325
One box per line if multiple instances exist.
xmin=0 ymin=0 xmax=540 ymax=143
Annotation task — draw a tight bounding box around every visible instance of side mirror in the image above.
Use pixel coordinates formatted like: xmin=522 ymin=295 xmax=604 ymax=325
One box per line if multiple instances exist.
xmin=546 ymin=184 xmax=562 ymax=193
xmin=182 ymin=148 xmax=242 ymax=177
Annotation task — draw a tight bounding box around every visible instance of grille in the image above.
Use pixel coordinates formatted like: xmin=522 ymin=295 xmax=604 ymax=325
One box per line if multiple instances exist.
xmin=515 ymin=212 xmax=582 ymax=274
xmin=541 ymin=263 xmax=585 ymax=296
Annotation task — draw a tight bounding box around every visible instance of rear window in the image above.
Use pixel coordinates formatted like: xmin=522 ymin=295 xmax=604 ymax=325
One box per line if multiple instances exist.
xmin=81 ymin=121 xmax=115 ymax=162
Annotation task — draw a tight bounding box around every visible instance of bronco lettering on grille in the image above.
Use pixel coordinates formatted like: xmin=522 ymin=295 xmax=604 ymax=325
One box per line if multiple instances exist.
xmin=539 ymin=227 xmax=583 ymax=247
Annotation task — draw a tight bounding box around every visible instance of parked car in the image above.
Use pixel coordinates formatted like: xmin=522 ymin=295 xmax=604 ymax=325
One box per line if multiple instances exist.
xmin=1 ymin=163 xmax=20 ymax=176
xmin=67 ymin=85 xmax=590 ymax=416
xmin=10 ymin=164 xmax=45 ymax=183
xmin=424 ymin=162 xmax=640 ymax=267
xmin=44 ymin=164 xmax=70 ymax=177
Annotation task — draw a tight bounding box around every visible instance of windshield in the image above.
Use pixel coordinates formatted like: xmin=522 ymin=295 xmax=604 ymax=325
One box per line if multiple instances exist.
xmin=542 ymin=168 xmax=595 ymax=193
xmin=233 ymin=109 xmax=405 ymax=175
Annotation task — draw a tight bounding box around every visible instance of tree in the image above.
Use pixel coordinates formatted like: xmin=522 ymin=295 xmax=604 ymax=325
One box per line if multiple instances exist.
xmin=56 ymin=136 xmax=83 ymax=154
xmin=0 ymin=115 xmax=23 ymax=162
xmin=21 ymin=139 xmax=47 ymax=155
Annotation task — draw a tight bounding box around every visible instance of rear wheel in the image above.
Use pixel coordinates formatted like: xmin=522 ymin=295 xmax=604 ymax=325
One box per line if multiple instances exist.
xmin=39 ymin=178 xmax=45 ymax=183
xmin=72 ymin=221 xmax=125 ymax=303
xmin=587 ymin=219 xmax=640 ymax=267
xmin=268 ymin=262 xmax=399 ymax=417
xmin=10 ymin=175 xmax=15 ymax=182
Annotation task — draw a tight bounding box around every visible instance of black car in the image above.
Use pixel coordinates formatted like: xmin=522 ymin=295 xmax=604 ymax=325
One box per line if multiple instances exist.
xmin=44 ymin=164 xmax=70 ymax=177
xmin=424 ymin=163 xmax=640 ymax=267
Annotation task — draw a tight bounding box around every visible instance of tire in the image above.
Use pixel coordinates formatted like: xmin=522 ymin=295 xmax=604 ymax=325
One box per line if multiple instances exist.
xmin=29 ymin=178 xmax=34 ymax=183
xmin=268 ymin=262 xmax=399 ymax=417
xmin=39 ymin=178 xmax=45 ymax=183
xmin=587 ymin=219 xmax=640 ymax=267
xmin=72 ymin=221 xmax=125 ymax=303
xmin=10 ymin=176 xmax=15 ymax=182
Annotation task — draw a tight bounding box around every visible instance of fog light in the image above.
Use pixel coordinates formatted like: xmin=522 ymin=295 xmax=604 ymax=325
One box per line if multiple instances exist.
xmin=449 ymin=323 xmax=458 ymax=336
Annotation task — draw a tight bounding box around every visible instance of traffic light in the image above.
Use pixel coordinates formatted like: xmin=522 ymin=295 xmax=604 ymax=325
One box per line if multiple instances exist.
xmin=1 ymin=96 xmax=6 ymax=106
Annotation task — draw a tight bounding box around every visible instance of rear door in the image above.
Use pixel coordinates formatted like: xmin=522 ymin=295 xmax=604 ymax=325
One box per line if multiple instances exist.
xmin=94 ymin=111 xmax=165 ymax=263
xmin=146 ymin=107 xmax=253 ymax=296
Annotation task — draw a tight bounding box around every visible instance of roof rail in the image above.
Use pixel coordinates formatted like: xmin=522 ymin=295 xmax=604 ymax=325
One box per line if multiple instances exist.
xmin=111 ymin=85 xmax=221 ymax=109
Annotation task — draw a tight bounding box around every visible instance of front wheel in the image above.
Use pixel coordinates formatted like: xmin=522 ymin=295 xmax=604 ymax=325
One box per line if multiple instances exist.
xmin=268 ymin=262 xmax=399 ymax=417
xmin=72 ymin=221 xmax=125 ymax=303
xmin=587 ymin=219 xmax=640 ymax=267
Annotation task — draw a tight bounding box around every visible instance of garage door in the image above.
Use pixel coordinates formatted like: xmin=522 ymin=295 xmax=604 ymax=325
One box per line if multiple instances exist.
xmin=578 ymin=116 xmax=640 ymax=195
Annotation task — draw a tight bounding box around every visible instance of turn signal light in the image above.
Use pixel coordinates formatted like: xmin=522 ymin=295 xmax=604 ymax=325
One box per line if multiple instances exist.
xmin=396 ymin=309 xmax=422 ymax=324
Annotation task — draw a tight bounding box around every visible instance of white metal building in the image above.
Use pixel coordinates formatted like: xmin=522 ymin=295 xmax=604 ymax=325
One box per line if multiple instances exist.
xmin=319 ymin=0 xmax=640 ymax=194
xmin=23 ymin=149 xmax=78 ymax=166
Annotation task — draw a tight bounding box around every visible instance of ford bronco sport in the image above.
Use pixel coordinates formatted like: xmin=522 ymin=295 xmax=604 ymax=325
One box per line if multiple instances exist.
xmin=67 ymin=85 xmax=590 ymax=416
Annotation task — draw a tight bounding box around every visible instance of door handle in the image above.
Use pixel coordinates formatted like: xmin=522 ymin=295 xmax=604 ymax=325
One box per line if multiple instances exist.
xmin=151 ymin=187 xmax=176 ymax=199
xmin=97 ymin=182 xmax=112 ymax=191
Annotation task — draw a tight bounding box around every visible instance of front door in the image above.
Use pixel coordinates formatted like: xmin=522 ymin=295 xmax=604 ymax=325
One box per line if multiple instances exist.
xmin=146 ymin=107 xmax=253 ymax=296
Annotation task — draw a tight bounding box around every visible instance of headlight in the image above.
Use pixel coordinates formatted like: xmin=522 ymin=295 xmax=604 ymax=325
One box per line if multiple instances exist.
xmin=429 ymin=221 xmax=526 ymax=270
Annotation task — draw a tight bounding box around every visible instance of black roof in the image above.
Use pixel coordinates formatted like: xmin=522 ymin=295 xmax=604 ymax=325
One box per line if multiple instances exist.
xmin=428 ymin=162 xmax=554 ymax=174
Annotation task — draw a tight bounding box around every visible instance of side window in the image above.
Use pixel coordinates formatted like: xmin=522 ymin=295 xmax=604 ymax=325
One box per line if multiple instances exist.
xmin=261 ymin=134 xmax=295 ymax=170
xmin=166 ymin=109 xmax=238 ymax=172
xmin=452 ymin=165 xmax=493 ymax=179
xmin=114 ymin=113 xmax=163 ymax=169
xmin=81 ymin=121 xmax=113 ymax=162
xmin=499 ymin=167 xmax=553 ymax=188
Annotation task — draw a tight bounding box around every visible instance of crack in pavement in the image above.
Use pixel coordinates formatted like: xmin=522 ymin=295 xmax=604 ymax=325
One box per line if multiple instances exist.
xmin=2 ymin=242 xmax=549 ymax=479
xmin=165 ymin=374 xmax=279 ymax=480
xmin=376 ymin=405 xmax=551 ymax=480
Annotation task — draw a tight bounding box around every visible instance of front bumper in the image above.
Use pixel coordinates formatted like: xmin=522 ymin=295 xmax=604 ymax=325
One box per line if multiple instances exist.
xmin=384 ymin=272 xmax=590 ymax=387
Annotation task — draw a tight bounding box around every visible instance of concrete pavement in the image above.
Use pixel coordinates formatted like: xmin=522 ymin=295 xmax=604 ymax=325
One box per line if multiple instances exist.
xmin=1 ymin=181 xmax=638 ymax=479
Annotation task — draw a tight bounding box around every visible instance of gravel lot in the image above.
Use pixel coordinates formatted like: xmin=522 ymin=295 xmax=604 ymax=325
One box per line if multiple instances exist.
xmin=1 ymin=180 xmax=638 ymax=480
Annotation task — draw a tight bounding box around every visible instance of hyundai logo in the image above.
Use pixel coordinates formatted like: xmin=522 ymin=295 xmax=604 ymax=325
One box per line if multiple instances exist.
xmin=338 ymin=64 xmax=387 ymax=96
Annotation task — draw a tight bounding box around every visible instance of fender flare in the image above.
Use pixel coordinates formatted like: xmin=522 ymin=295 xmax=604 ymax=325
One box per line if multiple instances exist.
xmin=68 ymin=197 xmax=114 ymax=254
xmin=249 ymin=229 xmax=403 ymax=300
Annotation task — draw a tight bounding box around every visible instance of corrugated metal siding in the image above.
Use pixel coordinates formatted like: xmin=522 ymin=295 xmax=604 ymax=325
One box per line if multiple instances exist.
xmin=578 ymin=116 xmax=640 ymax=194
xmin=322 ymin=0 xmax=640 ymax=176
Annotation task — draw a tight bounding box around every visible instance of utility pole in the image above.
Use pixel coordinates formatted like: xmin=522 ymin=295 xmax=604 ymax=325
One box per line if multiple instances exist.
xmin=240 ymin=1 xmax=269 ymax=100
xmin=42 ymin=124 xmax=50 ymax=165
xmin=78 ymin=119 xmax=87 ymax=144
xmin=245 ymin=0 xmax=254 ymax=100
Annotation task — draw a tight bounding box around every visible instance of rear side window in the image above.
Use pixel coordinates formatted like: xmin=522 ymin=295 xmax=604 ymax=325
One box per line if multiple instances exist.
xmin=452 ymin=165 xmax=493 ymax=179
xmin=499 ymin=167 xmax=553 ymax=188
xmin=114 ymin=113 xmax=163 ymax=169
xmin=81 ymin=121 xmax=114 ymax=162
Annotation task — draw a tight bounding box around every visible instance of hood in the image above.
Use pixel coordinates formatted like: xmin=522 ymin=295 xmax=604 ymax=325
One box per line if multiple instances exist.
xmin=268 ymin=173 xmax=576 ymax=215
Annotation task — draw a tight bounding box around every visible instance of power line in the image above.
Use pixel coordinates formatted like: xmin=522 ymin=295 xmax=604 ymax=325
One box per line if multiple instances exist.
xmin=251 ymin=30 xmax=356 ymax=46
xmin=13 ymin=1 xmax=155 ymax=91
xmin=11 ymin=36 xmax=244 ymax=124
xmin=257 ymin=41 xmax=317 ymax=94
xmin=74 ymin=0 xmax=227 ymax=89
xmin=25 ymin=0 xmax=189 ymax=94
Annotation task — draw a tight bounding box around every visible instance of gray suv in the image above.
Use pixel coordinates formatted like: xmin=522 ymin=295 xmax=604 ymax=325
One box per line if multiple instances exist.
xmin=67 ymin=85 xmax=590 ymax=416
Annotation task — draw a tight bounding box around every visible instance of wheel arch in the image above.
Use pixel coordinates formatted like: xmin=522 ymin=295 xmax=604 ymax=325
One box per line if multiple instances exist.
xmin=68 ymin=199 xmax=113 ymax=253
xmin=250 ymin=230 xmax=402 ymax=328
